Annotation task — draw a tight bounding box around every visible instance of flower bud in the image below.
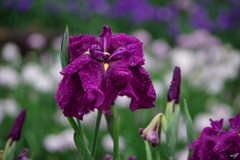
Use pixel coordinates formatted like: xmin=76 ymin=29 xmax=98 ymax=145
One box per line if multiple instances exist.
xmin=139 ymin=113 xmax=166 ymax=147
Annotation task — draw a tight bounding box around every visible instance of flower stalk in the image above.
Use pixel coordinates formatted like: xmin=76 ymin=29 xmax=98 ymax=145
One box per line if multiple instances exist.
xmin=91 ymin=110 xmax=103 ymax=158
xmin=113 ymin=108 xmax=120 ymax=160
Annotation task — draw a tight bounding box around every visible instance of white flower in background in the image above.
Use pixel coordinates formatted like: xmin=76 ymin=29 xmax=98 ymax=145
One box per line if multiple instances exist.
xmin=194 ymin=113 xmax=213 ymax=132
xmin=44 ymin=129 xmax=76 ymax=152
xmin=49 ymin=56 xmax=62 ymax=83
xmin=171 ymin=48 xmax=195 ymax=76
xmin=194 ymin=102 xmax=233 ymax=131
xmin=52 ymin=36 xmax=62 ymax=51
xmin=152 ymin=81 xmax=164 ymax=98
xmin=178 ymin=116 xmax=187 ymax=142
xmin=1 ymin=98 xmax=19 ymax=117
xmin=132 ymin=29 xmax=151 ymax=46
xmin=40 ymin=52 xmax=53 ymax=66
xmin=0 ymin=66 xmax=19 ymax=88
xmin=1 ymin=42 xmax=22 ymax=66
xmin=144 ymin=53 xmax=160 ymax=72
xmin=81 ymin=109 xmax=107 ymax=129
xmin=0 ymin=98 xmax=19 ymax=124
xmin=54 ymin=110 xmax=69 ymax=127
xmin=115 ymin=96 xmax=131 ymax=108
xmin=176 ymin=148 xmax=188 ymax=160
xmin=170 ymin=41 xmax=240 ymax=94
xmin=26 ymin=33 xmax=46 ymax=49
xmin=102 ymin=134 xmax=125 ymax=152
xmin=21 ymin=63 xmax=54 ymax=92
xmin=151 ymin=39 xmax=169 ymax=58
xmin=176 ymin=29 xmax=220 ymax=50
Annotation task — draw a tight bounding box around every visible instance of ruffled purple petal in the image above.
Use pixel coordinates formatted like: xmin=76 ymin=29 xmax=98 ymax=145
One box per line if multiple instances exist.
xmin=110 ymin=33 xmax=144 ymax=66
xmin=98 ymin=60 xmax=133 ymax=112
xmin=119 ymin=66 xmax=156 ymax=111
xmin=55 ymin=55 xmax=105 ymax=120
xmin=108 ymin=47 xmax=127 ymax=61
xmin=68 ymin=35 xmax=97 ymax=61
xmin=189 ymin=127 xmax=220 ymax=160
xmin=214 ymin=129 xmax=240 ymax=159
xmin=61 ymin=54 xmax=90 ymax=75
xmin=229 ymin=113 xmax=240 ymax=129
xmin=210 ymin=119 xmax=223 ymax=132
xmin=189 ymin=116 xmax=240 ymax=160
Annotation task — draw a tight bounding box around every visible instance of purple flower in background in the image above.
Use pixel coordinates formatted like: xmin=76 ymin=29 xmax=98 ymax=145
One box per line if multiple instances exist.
xmin=190 ymin=113 xmax=240 ymax=160
xmin=8 ymin=108 xmax=26 ymax=145
xmin=155 ymin=5 xmax=178 ymax=22
xmin=131 ymin=2 xmax=155 ymax=23
xmin=189 ymin=5 xmax=213 ymax=30
xmin=102 ymin=154 xmax=136 ymax=160
xmin=217 ymin=8 xmax=240 ymax=30
xmin=18 ymin=148 xmax=30 ymax=160
xmin=3 ymin=0 xmax=33 ymax=12
xmin=55 ymin=25 xmax=156 ymax=120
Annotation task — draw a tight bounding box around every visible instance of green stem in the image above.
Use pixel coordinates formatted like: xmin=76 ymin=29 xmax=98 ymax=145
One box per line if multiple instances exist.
xmin=113 ymin=108 xmax=120 ymax=160
xmin=105 ymin=113 xmax=114 ymax=139
xmin=144 ymin=141 xmax=153 ymax=160
xmin=78 ymin=120 xmax=85 ymax=141
xmin=67 ymin=117 xmax=78 ymax=132
xmin=91 ymin=110 xmax=103 ymax=158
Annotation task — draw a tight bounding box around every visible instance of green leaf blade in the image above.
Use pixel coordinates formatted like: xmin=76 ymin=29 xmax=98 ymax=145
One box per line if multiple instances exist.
xmin=60 ymin=26 xmax=70 ymax=69
xmin=183 ymin=99 xmax=195 ymax=159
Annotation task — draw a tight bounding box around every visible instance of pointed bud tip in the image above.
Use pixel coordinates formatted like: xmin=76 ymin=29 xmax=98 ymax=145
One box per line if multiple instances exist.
xmin=100 ymin=25 xmax=112 ymax=37
xmin=8 ymin=108 xmax=27 ymax=142
xmin=167 ymin=66 xmax=181 ymax=104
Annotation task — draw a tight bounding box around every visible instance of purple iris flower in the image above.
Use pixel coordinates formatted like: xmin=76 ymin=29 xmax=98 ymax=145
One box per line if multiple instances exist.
xmin=55 ymin=25 xmax=156 ymax=120
xmin=8 ymin=108 xmax=26 ymax=145
xmin=189 ymin=113 xmax=240 ymax=160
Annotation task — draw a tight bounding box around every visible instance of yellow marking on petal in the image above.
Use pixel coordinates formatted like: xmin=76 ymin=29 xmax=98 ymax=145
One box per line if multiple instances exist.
xmin=238 ymin=133 xmax=240 ymax=136
xmin=104 ymin=63 xmax=109 ymax=71
xmin=84 ymin=51 xmax=90 ymax=54
xmin=104 ymin=52 xmax=110 ymax=56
